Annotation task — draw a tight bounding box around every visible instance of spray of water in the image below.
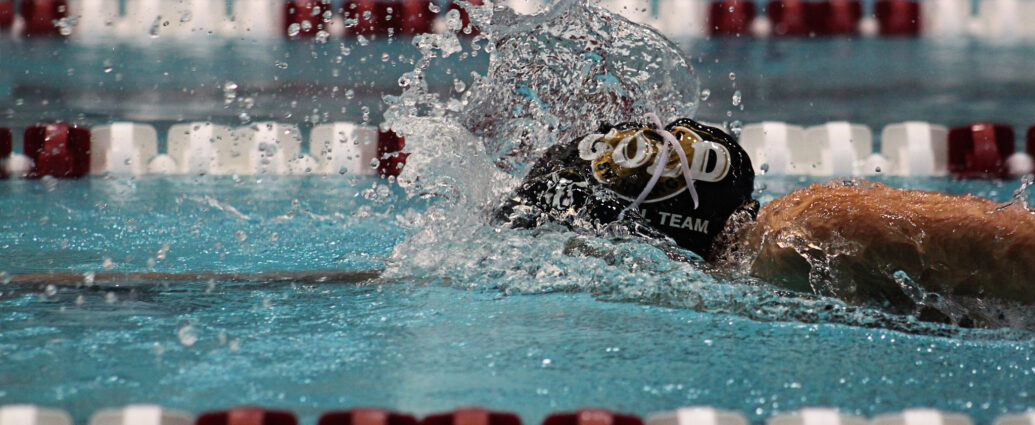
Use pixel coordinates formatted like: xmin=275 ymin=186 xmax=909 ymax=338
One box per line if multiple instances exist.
xmin=377 ymin=0 xmax=1032 ymax=336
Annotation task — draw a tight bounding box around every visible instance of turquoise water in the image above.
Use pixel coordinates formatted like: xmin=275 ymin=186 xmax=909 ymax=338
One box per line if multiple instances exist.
xmin=2 ymin=176 xmax=1034 ymax=425
xmin=4 ymin=30 xmax=1035 ymax=425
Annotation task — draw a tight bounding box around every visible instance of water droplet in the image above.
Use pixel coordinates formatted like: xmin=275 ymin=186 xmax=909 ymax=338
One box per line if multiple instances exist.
xmin=729 ymin=120 xmax=743 ymax=137
xmin=235 ymin=230 xmax=248 ymax=242
xmin=729 ymin=72 xmax=736 ymax=81
xmin=731 ymin=90 xmax=742 ymax=106
xmin=875 ymin=166 xmax=882 ymax=173
xmin=177 ymin=323 xmax=198 ymax=347
xmin=315 ymin=30 xmax=330 ymax=43
xmin=44 ymin=285 xmax=57 ymax=297
xmin=700 ymin=88 xmax=711 ymax=101
xmin=103 ymin=65 xmax=113 ymax=73
xmin=149 ymin=16 xmax=162 ymax=38
xmin=429 ymin=2 xmax=441 ymax=12
xmin=274 ymin=61 xmax=289 ymax=69
xmin=287 ymin=23 xmax=301 ymax=37
xmin=180 ymin=10 xmax=192 ymax=23
xmin=105 ymin=292 xmax=117 ymax=304
xmin=760 ymin=163 xmax=770 ymax=174
xmin=102 ymin=257 xmax=114 ymax=270
xmin=369 ymin=158 xmax=380 ymax=168
xmin=83 ymin=271 xmax=95 ymax=286
xmin=0 ymin=271 xmax=9 ymax=284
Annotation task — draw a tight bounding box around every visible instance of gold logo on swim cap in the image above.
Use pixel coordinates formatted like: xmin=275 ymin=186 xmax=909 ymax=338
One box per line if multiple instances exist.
xmin=577 ymin=124 xmax=732 ymax=203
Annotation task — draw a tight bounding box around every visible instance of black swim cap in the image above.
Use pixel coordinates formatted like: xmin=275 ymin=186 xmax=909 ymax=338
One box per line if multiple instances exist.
xmin=496 ymin=118 xmax=757 ymax=259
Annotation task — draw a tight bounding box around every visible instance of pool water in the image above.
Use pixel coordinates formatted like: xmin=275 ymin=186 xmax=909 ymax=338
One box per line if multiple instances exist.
xmin=2 ymin=176 xmax=1034 ymax=425
xmin=4 ymin=17 xmax=1035 ymax=425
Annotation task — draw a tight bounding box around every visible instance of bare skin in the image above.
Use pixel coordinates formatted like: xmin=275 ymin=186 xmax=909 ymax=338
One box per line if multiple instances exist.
xmin=732 ymin=179 xmax=1035 ymax=312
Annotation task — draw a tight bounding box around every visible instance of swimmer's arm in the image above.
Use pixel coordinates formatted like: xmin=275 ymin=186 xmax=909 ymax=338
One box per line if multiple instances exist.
xmin=742 ymin=180 xmax=1035 ymax=305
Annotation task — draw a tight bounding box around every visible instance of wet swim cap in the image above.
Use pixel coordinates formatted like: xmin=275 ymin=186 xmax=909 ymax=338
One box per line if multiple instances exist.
xmin=496 ymin=118 xmax=757 ymax=259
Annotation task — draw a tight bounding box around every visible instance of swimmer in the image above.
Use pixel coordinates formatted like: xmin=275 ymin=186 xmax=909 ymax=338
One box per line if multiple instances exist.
xmin=6 ymin=117 xmax=1032 ymax=327
xmin=494 ymin=115 xmax=1035 ymax=325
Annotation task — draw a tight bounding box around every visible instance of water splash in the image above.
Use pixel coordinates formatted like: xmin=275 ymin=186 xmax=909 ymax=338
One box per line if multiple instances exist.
xmin=377 ymin=0 xmax=1031 ymax=336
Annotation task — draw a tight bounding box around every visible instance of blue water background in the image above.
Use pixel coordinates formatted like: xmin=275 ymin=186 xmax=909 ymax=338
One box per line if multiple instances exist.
xmin=3 ymin=35 xmax=1035 ymax=425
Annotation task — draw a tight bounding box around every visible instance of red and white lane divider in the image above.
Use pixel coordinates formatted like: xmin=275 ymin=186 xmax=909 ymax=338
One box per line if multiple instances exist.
xmin=880 ymin=121 xmax=950 ymax=177
xmin=647 ymin=407 xmax=747 ymax=425
xmin=89 ymin=405 xmax=194 ymax=425
xmin=2 ymin=406 xmax=1035 ymax=425
xmin=947 ymin=122 xmax=1017 ymax=179
xmin=197 ymin=408 xmax=298 ymax=425
xmin=736 ymin=120 xmax=1035 ymax=178
xmin=0 ymin=121 xmax=407 ymax=178
xmin=872 ymin=409 xmax=974 ymax=425
xmin=4 ymin=119 xmax=1035 ymax=180
xmin=3 ymin=0 xmax=458 ymax=39
xmin=422 ymin=409 xmax=521 ymax=425
xmin=610 ymin=0 xmax=1035 ymax=39
xmin=0 ymin=406 xmax=73 ymax=425
xmin=765 ymin=408 xmax=866 ymax=425
xmin=760 ymin=0 xmax=863 ymax=37
xmin=2 ymin=0 xmax=1033 ymax=40
xmin=319 ymin=409 xmax=418 ymax=425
